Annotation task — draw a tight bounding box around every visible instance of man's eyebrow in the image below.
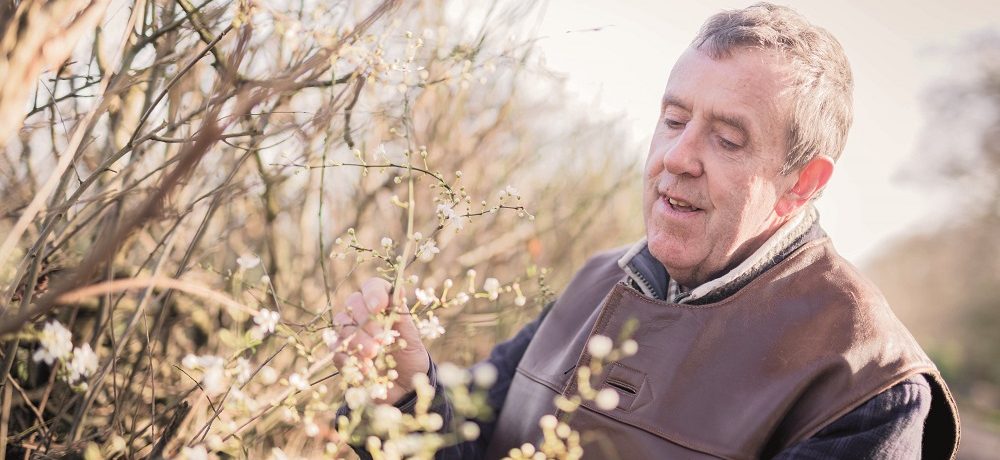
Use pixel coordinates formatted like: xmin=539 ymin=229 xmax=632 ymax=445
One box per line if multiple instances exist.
xmin=661 ymin=94 xmax=688 ymax=112
xmin=713 ymin=111 xmax=750 ymax=138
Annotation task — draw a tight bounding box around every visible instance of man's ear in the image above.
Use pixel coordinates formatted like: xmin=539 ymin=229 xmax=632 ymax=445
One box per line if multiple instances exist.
xmin=775 ymin=155 xmax=834 ymax=217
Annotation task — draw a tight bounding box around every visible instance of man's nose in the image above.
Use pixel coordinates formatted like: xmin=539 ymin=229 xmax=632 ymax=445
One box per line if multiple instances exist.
xmin=663 ymin=125 xmax=704 ymax=177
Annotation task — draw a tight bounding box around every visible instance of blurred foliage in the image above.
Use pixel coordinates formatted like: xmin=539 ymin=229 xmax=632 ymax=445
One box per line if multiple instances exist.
xmin=0 ymin=0 xmax=643 ymax=457
xmin=866 ymin=31 xmax=1000 ymax=421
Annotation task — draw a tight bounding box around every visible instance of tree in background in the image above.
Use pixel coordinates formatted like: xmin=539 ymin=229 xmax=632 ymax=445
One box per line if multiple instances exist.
xmin=867 ymin=32 xmax=1000 ymax=422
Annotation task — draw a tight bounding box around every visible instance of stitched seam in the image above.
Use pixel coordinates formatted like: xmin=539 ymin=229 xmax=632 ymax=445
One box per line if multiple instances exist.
xmin=560 ymin=286 xmax=624 ymax=406
xmin=574 ymin=401 xmax=735 ymax=459
xmin=516 ymin=367 xmax=566 ymax=395
xmin=784 ymin=366 xmax=941 ymax=445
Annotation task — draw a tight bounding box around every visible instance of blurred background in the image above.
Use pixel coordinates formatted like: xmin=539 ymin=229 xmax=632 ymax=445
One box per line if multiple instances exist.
xmin=0 ymin=0 xmax=996 ymax=457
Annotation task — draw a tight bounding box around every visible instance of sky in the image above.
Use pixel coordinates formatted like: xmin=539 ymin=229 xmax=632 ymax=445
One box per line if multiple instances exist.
xmin=532 ymin=0 xmax=1000 ymax=264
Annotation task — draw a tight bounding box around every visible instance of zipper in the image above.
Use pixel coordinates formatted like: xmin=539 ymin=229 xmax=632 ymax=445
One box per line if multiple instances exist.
xmin=623 ymin=263 xmax=658 ymax=300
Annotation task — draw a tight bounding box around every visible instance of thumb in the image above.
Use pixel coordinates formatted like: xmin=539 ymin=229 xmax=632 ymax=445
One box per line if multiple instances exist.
xmin=390 ymin=290 xmax=424 ymax=354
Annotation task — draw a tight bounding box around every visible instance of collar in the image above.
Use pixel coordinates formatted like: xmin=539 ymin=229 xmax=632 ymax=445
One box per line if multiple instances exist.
xmin=618 ymin=207 xmax=822 ymax=304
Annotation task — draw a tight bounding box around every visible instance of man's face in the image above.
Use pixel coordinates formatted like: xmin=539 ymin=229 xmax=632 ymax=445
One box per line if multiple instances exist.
xmin=643 ymin=46 xmax=800 ymax=288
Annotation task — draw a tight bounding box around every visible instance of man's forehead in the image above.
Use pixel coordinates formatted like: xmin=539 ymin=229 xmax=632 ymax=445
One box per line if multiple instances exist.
xmin=662 ymin=48 xmax=794 ymax=130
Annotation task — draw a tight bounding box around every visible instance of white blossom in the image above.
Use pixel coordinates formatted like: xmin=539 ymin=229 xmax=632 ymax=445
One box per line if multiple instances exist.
xmin=381 ymin=237 xmax=393 ymax=248
xmin=416 ymin=314 xmax=445 ymax=339
xmin=201 ymin=363 xmax=227 ymax=395
xmin=372 ymin=328 xmax=400 ymax=347
xmin=453 ymin=292 xmax=470 ymax=305
xmin=304 ymin=420 xmax=320 ymax=437
xmin=322 ymin=329 xmax=339 ymax=349
xmin=436 ymin=204 xmax=465 ymax=230
xmin=473 ymin=363 xmax=497 ymax=388
xmin=344 ymin=387 xmax=368 ymax=410
xmin=66 ymin=343 xmax=98 ymax=385
xmin=587 ymin=335 xmax=613 ymax=359
xmin=179 ymin=445 xmax=210 ymax=460
xmin=595 ymin=388 xmax=620 ymax=410
xmin=416 ymin=239 xmax=440 ymax=262
xmin=500 ymin=185 xmax=519 ymax=198
xmin=288 ymin=372 xmax=310 ymax=391
xmin=514 ymin=295 xmax=527 ymax=307
xmin=414 ymin=287 xmax=437 ymax=305
xmin=182 ymin=355 xmax=227 ymax=395
xmin=424 ymin=413 xmax=444 ymax=432
xmin=182 ymin=354 xmax=200 ymax=369
xmin=622 ymin=339 xmax=639 ymax=356
xmin=483 ymin=278 xmax=501 ymax=301
xmin=368 ymin=382 xmax=388 ymax=401
xmin=460 ymin=421 xmax=480 ymax=440
xmin=539 ymin=414 xmax=558 ymax=430
xmin=253 ymin=308 xmax=280 ymax=335
xmin=437 ymin=362 xmax=468 ymax=388
xmin=233 ymin=357 xmax=253 ymax=384
xmin=237 ymin=254 xmax=261 ymax=270
xmin=259 ymin=365 xmax=279 ymax=385
xmin=33 ymin=320 xmax=73 ymax=365
xmin=371 ymin=404 xmax=403 ymax=433
xmin=339 ymin=359 xmax=363 ymax=386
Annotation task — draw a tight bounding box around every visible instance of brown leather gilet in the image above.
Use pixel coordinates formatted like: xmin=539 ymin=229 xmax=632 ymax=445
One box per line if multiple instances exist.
xmin=486 ymin=238 xmax=959 ymax=459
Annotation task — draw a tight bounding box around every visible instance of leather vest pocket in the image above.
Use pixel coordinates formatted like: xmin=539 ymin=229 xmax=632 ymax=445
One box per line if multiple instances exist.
xmin=603 ymin=362 xmax=648 ymax=412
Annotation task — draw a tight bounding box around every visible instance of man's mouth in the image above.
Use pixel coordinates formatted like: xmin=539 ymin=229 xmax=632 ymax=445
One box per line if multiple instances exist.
xmin=666 ymin=196 xmax=701 ymax=212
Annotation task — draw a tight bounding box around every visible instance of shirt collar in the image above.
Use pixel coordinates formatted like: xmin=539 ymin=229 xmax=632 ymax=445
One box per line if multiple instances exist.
xmin=619 ymin=207 xmax=819 ymax=303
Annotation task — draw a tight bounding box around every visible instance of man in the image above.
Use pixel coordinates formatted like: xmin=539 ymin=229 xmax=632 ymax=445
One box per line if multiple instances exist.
xmin=336 ymin=3 xmax=960 ymax=458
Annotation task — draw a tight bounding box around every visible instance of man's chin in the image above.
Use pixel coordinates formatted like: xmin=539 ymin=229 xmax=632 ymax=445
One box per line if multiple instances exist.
xmin=646 ymin=239 xmax=698 ymax=276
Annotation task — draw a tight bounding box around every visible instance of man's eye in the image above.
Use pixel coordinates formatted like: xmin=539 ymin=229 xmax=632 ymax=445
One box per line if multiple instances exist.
xmin=663 ymin=118 xmax=685 ymax=129
xmin=719 ymin=137 xmax=742 ymax=150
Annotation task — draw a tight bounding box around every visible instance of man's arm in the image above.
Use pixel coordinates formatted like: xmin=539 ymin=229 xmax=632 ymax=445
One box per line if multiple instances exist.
xmin=771 ymin=375 xmax=931 ymax=459
xmin=342 ymin=305 xmax=551 ymax=460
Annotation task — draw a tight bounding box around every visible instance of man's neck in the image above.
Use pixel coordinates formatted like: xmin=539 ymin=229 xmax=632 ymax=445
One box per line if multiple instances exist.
xmin=620 ymin=207 xmax=821 ymax=304
xmin=675 ymin=208 xmax=818 ymax=303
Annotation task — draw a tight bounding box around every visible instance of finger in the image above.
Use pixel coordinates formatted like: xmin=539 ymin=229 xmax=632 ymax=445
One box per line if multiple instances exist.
xmin=344 ymin=326 xmax=378 ymax=359
xmin=333 ymin=312 xmax=352 ymax=327
xmin=391 ymin=306 xmax=423 ymax=352
xmin=333 ymin=351 xmax=348 ymax=369
xmin=345 ymin=292 xmax=369 ymax=326
xmin=362 ymin=317 xmax=384 ymax=344
xmin=361 ymin=278 xmax=392 ymax=315
xmin=336 ymin=323 xmax=359 ymax=352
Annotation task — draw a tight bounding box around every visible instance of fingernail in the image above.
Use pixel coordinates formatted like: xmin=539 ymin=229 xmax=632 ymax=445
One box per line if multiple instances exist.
xmin=365 ymin=296 xmax=379 ymax=310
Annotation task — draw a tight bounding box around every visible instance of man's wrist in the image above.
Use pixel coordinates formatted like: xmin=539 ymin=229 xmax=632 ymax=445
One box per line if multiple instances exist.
xmin=386 ymin=352 xmax=434 ymax=407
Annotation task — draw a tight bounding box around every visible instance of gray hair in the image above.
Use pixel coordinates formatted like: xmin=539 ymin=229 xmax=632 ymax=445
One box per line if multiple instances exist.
xmin=692 ymin=2 xmax=854 ymax=173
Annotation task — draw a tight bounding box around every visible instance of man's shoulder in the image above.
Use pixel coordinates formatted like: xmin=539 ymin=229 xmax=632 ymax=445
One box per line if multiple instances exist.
xmin=773 ymin=236 xmax=890 ymax=308
xmin=589 ymin=243 xmax=633 ymax=268
xmin=568 ymin=244 xmax=633 ymax=280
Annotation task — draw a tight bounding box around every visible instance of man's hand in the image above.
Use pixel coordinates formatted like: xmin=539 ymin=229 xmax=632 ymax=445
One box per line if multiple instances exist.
xmin=333 ymin=277 xmax=429 ymax=405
